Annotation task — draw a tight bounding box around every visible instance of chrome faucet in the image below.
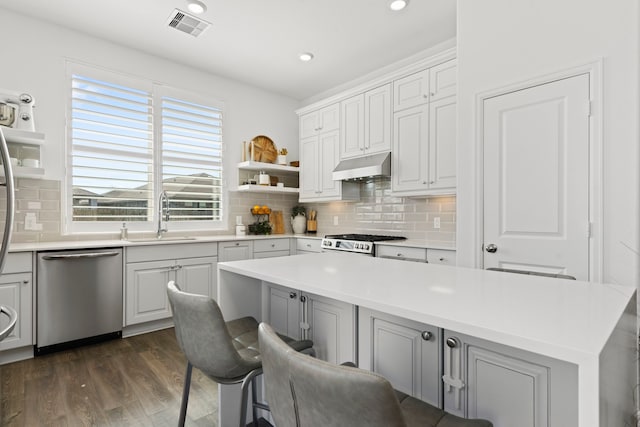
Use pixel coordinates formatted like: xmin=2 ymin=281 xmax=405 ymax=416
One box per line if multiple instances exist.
xmin=157 ymin=190 xmax=169 ymax=238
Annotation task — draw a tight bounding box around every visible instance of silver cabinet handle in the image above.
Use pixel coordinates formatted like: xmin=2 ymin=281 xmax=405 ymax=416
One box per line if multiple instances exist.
xmin=421 ymin=331 xmax=432 ymax=341
xmin=439 ymin=257 xmax=445 ymax=262
xmin=289 ymin=292 xmax=297 ymax=299
xmin=42 ymin=251 xmax=120 ymax=260
xmin=443 ymin=336 xmax=464 ymax=410
xmin=271 ymin=244 xmax=276 ymax=248
xmin=485 ymin=244 xmax=498 ymax=253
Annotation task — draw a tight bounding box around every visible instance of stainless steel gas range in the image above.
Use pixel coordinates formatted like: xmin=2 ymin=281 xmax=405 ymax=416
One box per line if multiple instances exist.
xmin=320 ymin=234 xmax=406 ymax=256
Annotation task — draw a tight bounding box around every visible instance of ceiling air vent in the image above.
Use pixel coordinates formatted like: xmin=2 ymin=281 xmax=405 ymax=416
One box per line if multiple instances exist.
xmin=166 ymin=9 xmax=211 ymax=37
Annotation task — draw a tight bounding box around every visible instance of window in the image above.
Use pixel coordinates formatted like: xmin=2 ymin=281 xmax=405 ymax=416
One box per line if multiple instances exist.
xmin=66 ymin=63 xmax=224 ymax=233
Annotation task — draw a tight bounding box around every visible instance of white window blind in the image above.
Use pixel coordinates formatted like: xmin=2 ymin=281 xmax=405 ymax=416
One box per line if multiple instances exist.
xmin=67 ymin=63 xmax=225 ymax=233
xmin=161 ymin=96 xmax=223 ymax=221
xmin=70 ymin=74 xmax=154 ymax=223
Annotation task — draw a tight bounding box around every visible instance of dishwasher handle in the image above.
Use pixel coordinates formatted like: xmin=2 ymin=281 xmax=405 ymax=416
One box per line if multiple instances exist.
xmin=42 ymin=251 xmax=121 ymax=260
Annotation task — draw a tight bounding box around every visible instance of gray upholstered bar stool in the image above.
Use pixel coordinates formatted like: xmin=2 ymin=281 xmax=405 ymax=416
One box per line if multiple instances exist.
xmin=259 ymin=322 xmax=493 ymax=427
xmin=167 ymin=281 xmax=313 ymax=427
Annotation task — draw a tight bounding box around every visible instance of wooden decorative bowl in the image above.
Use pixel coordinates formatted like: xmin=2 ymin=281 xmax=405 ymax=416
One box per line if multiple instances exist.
xmin=249 ymin=135 xmax=278 ymax=163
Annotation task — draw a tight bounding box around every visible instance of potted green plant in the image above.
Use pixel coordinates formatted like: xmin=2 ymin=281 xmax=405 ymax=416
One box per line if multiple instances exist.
xmin=291 ymin=205 xmax=306 ymax=234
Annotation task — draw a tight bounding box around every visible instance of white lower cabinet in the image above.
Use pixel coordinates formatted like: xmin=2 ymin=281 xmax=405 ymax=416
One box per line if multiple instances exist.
xmin=376 ymin=245 xmax=456 ymax=266
xmin=253 ymin=238 xmax=291 ymax=259
xmin=218 ymin=240 xmax=253 ymax=262
xmin=358 ymin=308 xmax=442 ymax=408
xmin=295 ymin=237 xmax=322 ymax=254
xmin=0 ymin=252 xmax=33 ymax=351
xmin=125 ymin=243 xmax=217 ymax=326
xmin=443 ymin=330 xmax=578 ymax=427
xmin=263 ymin=282 xmax=357 ymax=364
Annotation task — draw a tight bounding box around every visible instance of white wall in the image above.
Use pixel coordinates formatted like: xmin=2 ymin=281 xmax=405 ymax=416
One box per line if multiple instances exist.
xmin=0 ymin=8 xmax=299 ymax=204
xmin=456 ymin=0 xmax=639 ymax=288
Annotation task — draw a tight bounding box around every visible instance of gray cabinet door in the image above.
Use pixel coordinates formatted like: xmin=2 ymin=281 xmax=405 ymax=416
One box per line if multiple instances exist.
xmin=443 ymin=330 xmax=578 ymax=427
xmin=0 ymin=272 xmax=32 ymax=350
xmin=176 ymin=256 xmax=217 ymax=298
xmin=359 ymin=308 xmax=441 ymax=408
xmin=303 ymin=292 xmax=356 ymax=365
xmin=218 ymin=241 xmax=253 ymax=262
xmin=265 ymin=282 xmax=301 ymax=340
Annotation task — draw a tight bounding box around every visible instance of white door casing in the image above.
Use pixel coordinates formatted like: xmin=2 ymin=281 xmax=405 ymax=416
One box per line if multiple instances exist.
xmin=482 ymin=73 xmax=591 ymax=279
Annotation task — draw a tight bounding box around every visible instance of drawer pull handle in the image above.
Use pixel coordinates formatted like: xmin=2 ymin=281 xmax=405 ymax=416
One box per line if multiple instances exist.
xmin=421 ymin=331 xmax=432 ymax=341
xmin=42 ymin=251 xmax=120 ymax=260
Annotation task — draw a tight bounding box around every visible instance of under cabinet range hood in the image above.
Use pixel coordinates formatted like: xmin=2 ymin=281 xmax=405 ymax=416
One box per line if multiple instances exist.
xmin=332 ymin=152 xmax=391 ymax=181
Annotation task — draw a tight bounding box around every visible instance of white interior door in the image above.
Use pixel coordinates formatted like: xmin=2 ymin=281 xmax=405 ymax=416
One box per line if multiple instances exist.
xmin=483 ymin=74 xmax=590 ymax=279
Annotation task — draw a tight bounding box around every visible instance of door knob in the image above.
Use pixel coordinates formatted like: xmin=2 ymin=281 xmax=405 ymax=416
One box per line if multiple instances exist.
xmin=485 ymin=243 xmax=498 ymax=253
xmin=421 ymin=331 xmax=433 ymax=341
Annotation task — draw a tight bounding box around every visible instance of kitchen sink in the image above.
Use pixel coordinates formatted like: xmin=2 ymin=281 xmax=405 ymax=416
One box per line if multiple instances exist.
xmin=126 ymin=236 xmax=198 ymax=243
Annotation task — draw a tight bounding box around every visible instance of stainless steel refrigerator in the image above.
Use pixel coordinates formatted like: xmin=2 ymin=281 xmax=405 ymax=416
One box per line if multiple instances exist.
xmin=0 ymin=127 xmax=17 ymax=341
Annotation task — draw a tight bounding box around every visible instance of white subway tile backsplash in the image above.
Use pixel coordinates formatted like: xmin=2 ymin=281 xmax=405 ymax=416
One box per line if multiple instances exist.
xmin=7 ymin=177 xmax=455 ymax=245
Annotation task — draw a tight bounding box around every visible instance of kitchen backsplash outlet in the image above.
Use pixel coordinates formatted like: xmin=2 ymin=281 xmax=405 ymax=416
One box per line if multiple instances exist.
xmin=3 ymin=177 xmax=455 ymax=244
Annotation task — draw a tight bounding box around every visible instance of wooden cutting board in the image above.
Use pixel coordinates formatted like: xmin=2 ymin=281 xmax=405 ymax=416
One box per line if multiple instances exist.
xmin=270 ymin=211 xmax=284 ymax=234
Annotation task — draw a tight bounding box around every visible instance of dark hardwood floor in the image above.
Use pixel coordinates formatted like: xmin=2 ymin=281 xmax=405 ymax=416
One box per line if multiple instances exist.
xmin=0 ymin=328 xmax=218 ymax=426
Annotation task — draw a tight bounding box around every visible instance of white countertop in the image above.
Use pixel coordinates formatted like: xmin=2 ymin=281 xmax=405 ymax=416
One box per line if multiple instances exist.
xmin=8 ymin=234 xmax=298 ymax=252
xmin=218 ymin=252 xmax=634 ymax=365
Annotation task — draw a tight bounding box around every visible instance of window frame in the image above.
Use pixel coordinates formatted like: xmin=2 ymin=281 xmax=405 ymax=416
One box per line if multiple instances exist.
xmin=64 ymin=62 xmax=227 ymax=235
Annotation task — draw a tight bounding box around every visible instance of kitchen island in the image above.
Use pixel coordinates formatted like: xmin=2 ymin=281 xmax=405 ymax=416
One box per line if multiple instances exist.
xmin=217 ymin=252 xmax=636 ymax=427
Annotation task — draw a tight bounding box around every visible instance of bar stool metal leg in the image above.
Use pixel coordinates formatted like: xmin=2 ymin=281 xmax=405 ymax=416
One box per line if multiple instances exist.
xmin=178 ymin=362 xmax=193 ymax=427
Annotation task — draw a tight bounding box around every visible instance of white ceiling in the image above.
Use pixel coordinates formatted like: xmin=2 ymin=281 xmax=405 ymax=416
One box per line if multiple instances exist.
xmin=1 ymin=0 xmax=456 ymax=101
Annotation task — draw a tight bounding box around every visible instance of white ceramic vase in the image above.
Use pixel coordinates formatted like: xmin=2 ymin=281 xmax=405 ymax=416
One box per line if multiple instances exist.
xmin=291 ymin=215 xmax=306 ymax=234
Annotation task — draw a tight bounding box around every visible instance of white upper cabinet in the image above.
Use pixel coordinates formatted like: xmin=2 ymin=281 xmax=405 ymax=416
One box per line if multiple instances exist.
xmin=300 ymin=104 xmax=340 ymax=139
xmin=428 ymin=96 xmax=457 ymax=190
xmin=299 ymin=103 xmax=359 ymax=202
xmin=365 ymin=84 xmax=392 ymax=155
xmin=393 ymin=69 xmax=430 ymax=111
xmin=340 ymin=94 xmax=365 ymax=159
xmin=429 ymin=59 xmax=457 ymax=102
xmin=392 ymin=104 xmax=430 ymax=193
xmin=298 ymin=49 xmax=456 ymax=200
xmin=392 ymin=59 xmax=457 ymax=196
xmin=340 ymin=84 xmax=391 ymax=160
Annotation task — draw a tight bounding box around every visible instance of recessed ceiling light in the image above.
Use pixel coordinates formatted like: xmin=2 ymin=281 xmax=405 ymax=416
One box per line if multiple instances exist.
xmin=389 ymin=0 xmax=409 ymax=11
xmin=186 ymin=0 xmax=207 ymax=14
xmin=299 ymin=52 xmax=314 ymax=62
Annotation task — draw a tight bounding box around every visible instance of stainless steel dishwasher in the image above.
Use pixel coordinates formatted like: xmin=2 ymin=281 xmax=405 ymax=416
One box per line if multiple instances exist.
xmin=36 ymin=248 xmax=123 ymax=355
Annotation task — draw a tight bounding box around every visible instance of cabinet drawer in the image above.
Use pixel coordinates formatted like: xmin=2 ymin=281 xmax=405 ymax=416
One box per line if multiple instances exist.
xmin=5 ymin=252 xmax=32 ymax=273
xmin=296 ymin=238 xmax=322 ymax=253
xmin=126 ymin=242 xmax=217 ymax=263
xmin=253 ymin=238 xmax=290 ymax=253
xmin=254 ymin=250 xmax=290 ymax=259
xmin=427 ymin=249 xmax=456 ymax=266
xmin=376 ymin=245 xmax=427 ymax=262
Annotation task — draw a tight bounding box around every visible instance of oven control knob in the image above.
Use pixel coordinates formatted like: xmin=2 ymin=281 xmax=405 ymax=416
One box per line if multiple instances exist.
xmin=355 ymin=243 xmax=360 ymax=249
xmin=324 ymin=241 xmax=331 ymax=247
xmin=364 ymin=244 xmax=370 ymax=251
